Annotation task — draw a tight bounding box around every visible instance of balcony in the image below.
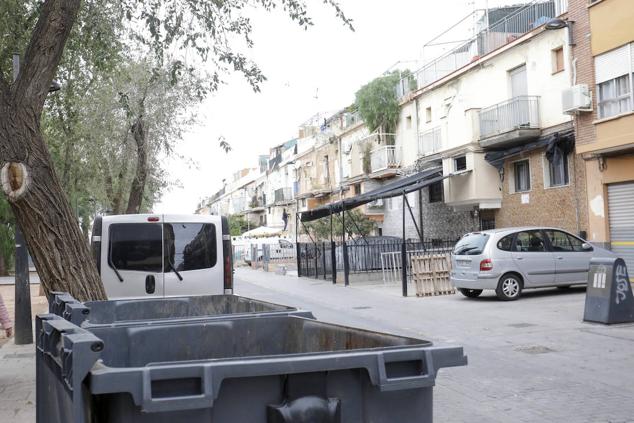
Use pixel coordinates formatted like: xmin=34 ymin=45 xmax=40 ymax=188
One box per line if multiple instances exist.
xmin=231 ymin=197 xmax=248 ymax=214
xmin=478 ymin=96 xmax=541 ymax=148
xmin=370 ymin=146 xmax=401 ymax=177
xmin=418 ymin=126 xmax=442 ymax=156
xmin=399 ymin=0 xmax=568 ymax=96
xmin=274 ymin=187 xmax=294 ymax=204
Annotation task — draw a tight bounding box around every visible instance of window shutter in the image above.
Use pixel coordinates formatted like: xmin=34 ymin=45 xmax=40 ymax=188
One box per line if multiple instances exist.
xmin=595 ymin=44 xmax=630 ymax=84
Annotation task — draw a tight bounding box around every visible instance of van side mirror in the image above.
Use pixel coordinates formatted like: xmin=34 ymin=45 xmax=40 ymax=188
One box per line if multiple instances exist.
xmin=582 ymin=243 xmax=593 ymax=251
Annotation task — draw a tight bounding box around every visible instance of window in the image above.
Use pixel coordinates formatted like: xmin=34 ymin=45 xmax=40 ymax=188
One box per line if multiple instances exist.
xmin=546 ymin=152 xmax=569 ymax=187
xmin=480 ymin=218 xmax=495 ymax=231
xmin=552 ymin=47 xmax=564 ymax=74
xmin=497 ymin=234 xmax=514 ymax=251
xmin=509 ymin=64 xmax=528 ymax=97
xmin=544 ymin=230 xmax=585 ymax=252
xmin=513 ymin=160 xmax=531 ymax=192
xmin=109 ymin=224 xmax=163 ymax=272
xmin=406 ymin=115 xmax=412 ymax=129
xmin=595 ymin=43 xmax=634 ymax=119
xmin=353 ymin=183 xmax=361 ymax=195
xmin=598 ymin=74 xmax=631 ymax=118
xmin=514 ymin=231 xmax=546 ymax=252
xmin=454 ymin=156 xmax=467 ymax=171
xmin=425 ymin=107 xmax=432 ymax=123
xmin=429 ymin=181 xmax=443 ymax=203
xmin=453 ymin=233 xmax=489 ymax=255
xmin=164 ymin=223 xmax=217 ymax=271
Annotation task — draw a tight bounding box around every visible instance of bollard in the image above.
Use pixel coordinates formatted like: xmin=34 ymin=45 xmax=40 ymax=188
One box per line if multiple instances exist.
xmin=583 ymin=257 xmax=634 ymax=324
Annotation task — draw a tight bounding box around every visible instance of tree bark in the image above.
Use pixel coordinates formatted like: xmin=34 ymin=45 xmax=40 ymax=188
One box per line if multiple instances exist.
xmin=0 ymin=0 xmax=106 ymax=301
xmin=126 ymin=116 xmax=148 ymax=214
xmin=0 ymin=253 xmax=6 ymax=277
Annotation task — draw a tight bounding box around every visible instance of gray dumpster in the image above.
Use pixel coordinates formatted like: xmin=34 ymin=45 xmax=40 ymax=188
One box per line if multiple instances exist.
xmin=36 ymin=314 xmax=467 ymax=423
xmin=48 ymin=292 xmax=314 ymax=328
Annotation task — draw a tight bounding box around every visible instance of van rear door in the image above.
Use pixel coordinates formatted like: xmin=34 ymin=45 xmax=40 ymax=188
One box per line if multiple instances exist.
xmin=101 ymin=215 xmax=165 ymax=299
xmin=163 ymin=215 xmax=224 ymax=297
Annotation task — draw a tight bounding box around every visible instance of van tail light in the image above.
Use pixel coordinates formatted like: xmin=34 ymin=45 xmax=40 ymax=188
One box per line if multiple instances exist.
xmin=221 ymin=216 xmax=234 ymax=294
xmin=480 ymin=258 xmax=493 ymax=271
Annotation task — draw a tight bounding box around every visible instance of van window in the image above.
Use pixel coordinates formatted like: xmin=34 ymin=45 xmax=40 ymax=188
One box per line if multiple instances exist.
xmin=453 ymin=233 xmax=489 ymax=255
xmin=165 ymin=223 xmax=217 ymax=271
xmin=109 ymin=224 xmax=163 ymax=272
xmin=514 ymin=231 xmax=546 ymax=252
xmin=497 ymin=234 xmax=514 ymax=251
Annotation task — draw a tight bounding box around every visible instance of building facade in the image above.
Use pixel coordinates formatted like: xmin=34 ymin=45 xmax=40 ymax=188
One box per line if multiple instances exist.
xmin=570 ymin=0 xmax=634 ymax=273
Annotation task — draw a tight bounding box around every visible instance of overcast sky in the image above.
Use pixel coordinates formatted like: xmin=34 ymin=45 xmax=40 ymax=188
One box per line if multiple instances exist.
xmin=154 ymin=0 xmax=514 ymax=214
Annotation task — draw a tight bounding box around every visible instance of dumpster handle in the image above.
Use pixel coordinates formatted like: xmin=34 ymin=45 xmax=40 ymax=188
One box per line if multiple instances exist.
xmin=141 ymin=366 xmax=215 ymax=413
xmin=376 ymin=347 xmax=467 ymax=391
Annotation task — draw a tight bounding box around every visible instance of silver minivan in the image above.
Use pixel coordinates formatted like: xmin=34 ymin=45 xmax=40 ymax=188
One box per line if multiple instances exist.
xmin=451 ymin=227 xmax=615 ymax=300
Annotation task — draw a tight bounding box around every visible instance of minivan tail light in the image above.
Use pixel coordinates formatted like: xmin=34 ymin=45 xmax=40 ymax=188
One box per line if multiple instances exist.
xmin=221 ymin=216 xmax=233 ymax=294
xmin=480 ymin=258 xmax=493 ymax=271
xmin=147 ymin=216 xmax=160 ymax=222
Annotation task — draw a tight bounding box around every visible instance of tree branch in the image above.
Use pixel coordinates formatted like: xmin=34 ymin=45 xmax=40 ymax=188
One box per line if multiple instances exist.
xmin=13 ymin=0 xmax=81 ymax=114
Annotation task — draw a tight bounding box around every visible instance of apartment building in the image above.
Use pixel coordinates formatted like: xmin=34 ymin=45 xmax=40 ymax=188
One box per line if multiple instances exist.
xmin=385 ymin=0 xmax=585 ymax=241
xmin=569 ymin=0 xmax=634 ymax=273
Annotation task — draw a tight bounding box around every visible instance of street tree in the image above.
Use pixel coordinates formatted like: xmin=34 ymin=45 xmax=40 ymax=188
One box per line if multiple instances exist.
xmin=0 ymin=0 xmax=352 ymax=301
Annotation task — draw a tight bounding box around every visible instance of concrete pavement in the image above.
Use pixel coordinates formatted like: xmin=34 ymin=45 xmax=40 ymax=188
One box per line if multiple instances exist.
xmin=234 ymin=268 xmax=634 ymax=423
xmin=1 ymin=268 xmax=633 ymax=422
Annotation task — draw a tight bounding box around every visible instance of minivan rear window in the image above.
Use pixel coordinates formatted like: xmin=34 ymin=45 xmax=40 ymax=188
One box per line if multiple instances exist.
xmin=164 ymin=223 xmax=217 ymax=271
xmin=110 ymin=223 xmax=163 ymax=272
xmin=453 ymin=233 xmax=489 ymax=255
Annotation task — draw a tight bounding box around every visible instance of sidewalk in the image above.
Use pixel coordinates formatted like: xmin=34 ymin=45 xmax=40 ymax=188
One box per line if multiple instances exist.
xmin=0 ymin=340 xmax=36 ymax=422
xmin=0 ymin=283 xmax=46 ymax=422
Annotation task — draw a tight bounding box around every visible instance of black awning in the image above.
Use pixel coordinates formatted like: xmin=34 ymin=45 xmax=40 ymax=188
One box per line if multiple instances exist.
xmin=484 ymin=129 xmax=575 ymax=170
xmin=300 ymin=167 xmax=444 ymax=222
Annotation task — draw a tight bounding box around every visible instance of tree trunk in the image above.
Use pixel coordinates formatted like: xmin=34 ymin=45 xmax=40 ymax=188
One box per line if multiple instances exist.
xmin=126 ymin=116 xmax=148 ymax=214
xmin=0 ymin=253 xmax=7 ymax=277
xmin=0 ymin=0 xmax=106 ymax=301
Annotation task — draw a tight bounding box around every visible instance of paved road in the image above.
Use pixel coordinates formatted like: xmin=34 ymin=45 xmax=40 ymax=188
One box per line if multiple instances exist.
xmin=234 ymin=267 xmax=634 ymax=423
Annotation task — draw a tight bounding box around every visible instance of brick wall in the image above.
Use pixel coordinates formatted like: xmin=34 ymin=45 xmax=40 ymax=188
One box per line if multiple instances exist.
xmin=494 ymin=147 xmax=588 ymax=236
xmin=569 ymin=0 xmax=597 ymax=148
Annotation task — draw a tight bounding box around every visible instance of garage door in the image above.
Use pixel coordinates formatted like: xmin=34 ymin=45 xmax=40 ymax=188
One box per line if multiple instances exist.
xmin=608 ymin=182 xmax=634 ymax=281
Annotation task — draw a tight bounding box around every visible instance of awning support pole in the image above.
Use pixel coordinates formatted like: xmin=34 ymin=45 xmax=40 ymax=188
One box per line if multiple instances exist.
xmin=295 ymin=208 xmax=301 ymax=277
xmin=342 ymin=203 xmax=350 ymax=287
xmin=403 ymin=194 xmax=424 ymax=244
xmin=401 ymin=191 xmax=408 ymax=297
xmin=330 ymin=206 xmax=337 ymax=284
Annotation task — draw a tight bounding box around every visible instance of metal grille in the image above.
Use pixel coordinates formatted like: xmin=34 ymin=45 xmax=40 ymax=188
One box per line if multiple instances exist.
xmin=608 ymin=183 xmax=634 ymax=280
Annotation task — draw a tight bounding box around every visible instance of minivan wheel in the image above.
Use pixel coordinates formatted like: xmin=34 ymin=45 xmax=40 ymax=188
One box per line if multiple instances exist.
xmin=496 ymin=274 xmax=522 ymax=301
xmin=458 ymin=288 xmax=483 ymax=298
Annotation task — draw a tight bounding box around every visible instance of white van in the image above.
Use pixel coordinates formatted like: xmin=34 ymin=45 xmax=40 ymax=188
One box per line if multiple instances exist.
xmin=91 ymin=214 xmax=233 ymax=299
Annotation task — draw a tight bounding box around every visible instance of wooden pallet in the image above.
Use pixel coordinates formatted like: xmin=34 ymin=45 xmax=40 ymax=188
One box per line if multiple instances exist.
xmin=411 ymin=254 xmax=455 ymax=297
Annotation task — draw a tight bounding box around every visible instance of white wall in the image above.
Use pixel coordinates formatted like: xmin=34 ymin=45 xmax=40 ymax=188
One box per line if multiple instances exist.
xmin=412 ymin=28 xmax=572 ymax=157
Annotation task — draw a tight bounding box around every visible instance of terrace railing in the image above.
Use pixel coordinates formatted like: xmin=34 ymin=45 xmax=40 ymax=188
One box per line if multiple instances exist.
xmin=478 ymin=95 xmax=540 ymax=139
xmin=401 ymin=0 xmax=567 ymax=95
xmin=370 ymin=146 xmax=400 ymax=173
xmin=418 ymin=126 xmax=442 ymax=156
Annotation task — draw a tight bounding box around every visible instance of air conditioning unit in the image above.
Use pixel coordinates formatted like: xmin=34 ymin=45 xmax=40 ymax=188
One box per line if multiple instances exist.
xmin=368 ymin=199 xmax=384 ymax=208
xmin=562 ymin=84 xmax=592 ymax=114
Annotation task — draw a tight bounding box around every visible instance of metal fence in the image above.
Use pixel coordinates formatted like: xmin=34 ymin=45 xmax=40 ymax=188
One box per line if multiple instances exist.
xmin=478 ymin=95 xmax=540 ymax=139
xmin=297 ymin=239 xmax=456 ymax=285
xmin=370 ymin=146 xmax=400 ymax=173
xmin=418 ymin=126 xmax=442 ymax=156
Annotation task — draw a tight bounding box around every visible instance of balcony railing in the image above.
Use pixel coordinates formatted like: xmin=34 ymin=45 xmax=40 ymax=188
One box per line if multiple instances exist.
xmin=274 ymin=187 xmax=294 ymax=203
xmin=478 ymin=95 xmax=540 ymax=139
xmin=371 ymin=146 xmax=401 ymax=173
xmin=418 ymin=126 xmax=442 ymax=156
xmin=399 ymin=0 xmax=567 ymax=96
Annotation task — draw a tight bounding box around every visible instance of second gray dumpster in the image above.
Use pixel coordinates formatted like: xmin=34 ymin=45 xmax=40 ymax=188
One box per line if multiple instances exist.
xmin=48 ymin=292 xmax=314 ymax=328
xmin=36 ymin=314 xmax=467 ymax=423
